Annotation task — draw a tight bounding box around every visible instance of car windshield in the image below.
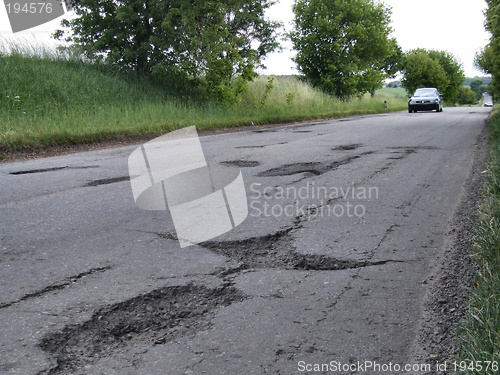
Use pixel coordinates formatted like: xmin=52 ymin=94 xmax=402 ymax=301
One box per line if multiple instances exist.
xmin=413 ymin=89 xmax=437 ymax=97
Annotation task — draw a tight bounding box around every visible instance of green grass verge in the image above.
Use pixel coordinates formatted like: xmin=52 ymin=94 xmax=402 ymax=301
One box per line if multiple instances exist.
xmin=0 ymin=54 xmax=408 ymax=153
xmin=459 ymin=105 xmax=500 ymax=374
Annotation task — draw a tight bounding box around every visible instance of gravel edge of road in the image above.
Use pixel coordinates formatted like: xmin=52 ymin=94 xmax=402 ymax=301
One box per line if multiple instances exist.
xmin=412 ymin=115 xmax=490 ymax=371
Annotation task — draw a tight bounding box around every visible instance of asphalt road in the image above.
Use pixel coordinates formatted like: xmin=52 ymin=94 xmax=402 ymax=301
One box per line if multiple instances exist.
xmin=0 ymin=107 xmax=491 ymax=374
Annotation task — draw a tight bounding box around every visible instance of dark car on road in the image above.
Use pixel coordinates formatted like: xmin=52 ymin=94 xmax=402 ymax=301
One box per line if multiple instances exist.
xmin=408 ymin=88 xmax=443 ymax=113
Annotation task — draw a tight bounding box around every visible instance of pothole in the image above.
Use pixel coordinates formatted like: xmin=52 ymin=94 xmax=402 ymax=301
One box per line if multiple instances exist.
xmin=221 ymin=160 xmax=261 ymax=168
xmin=257 ymin=162 xmax=325 ymax=177
xmin=385 ymin=146 xmax=438 ymax=160
xmin=39 ymin=284 xmax=246 ymax=374
xmin=332 ymin=144 xmax=363 ymax=151
xmin=257 ymin=155 xmax=364 ymax=178
xmin=253 ymin=129 xmax=279 ymax=133
xmin=201 ymin=230 xmax=398 ymax=271
xmin=85 ymin=176 xmax=130 ymax=187
xmin=10 ymin=166 xmax=99 ymax=175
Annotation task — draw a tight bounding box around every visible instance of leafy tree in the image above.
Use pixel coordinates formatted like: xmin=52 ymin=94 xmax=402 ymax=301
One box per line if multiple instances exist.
xmin=470 ymin=79 xmax=484 ymax=93
xmin=401 ymin=51 xmax=449 ymax=95
xmin=401 ymin=49 xmax=465 ymax=102
xmin=427 ymin=50 xmax=465 ymax=103
xmin=457 ymin=86 xmax=477 ymax=105
xmin=470 ymin=79 xmax=488 ymax=100
xmin=290 ymin=0 xmax=399 ymax=98
xmin=475 ymin=45 xmax=495 ymax=76
xmin=55 ymin=0 xmax=281 ymax=104
xmin=476 ymin=0 xmax=500 ymax=97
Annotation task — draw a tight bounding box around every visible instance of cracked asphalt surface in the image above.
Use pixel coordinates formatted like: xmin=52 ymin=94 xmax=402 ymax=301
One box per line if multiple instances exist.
xmin=0 ymin=107 xmax=491 ymax=374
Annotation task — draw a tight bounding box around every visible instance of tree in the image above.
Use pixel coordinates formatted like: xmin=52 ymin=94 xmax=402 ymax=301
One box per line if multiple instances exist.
xmin=475 ymin=45 xmax=495 ymax=76
xmin=427 ymin=50 xmax=465 ymax=103
xmin=55 ymin=0 xmax=281 ymax=103
xmin=476 ymin=0 xmax=500 ymax=97
xmin=470 ymin=79 xmax=488 ymax=100
xmin=401 ymin=49 xmax=465 ymax=102
xmin=365 ymin=38 xmax=403 ymax=96
xmin=401 ymin=51 xmax=449 ymax=95
xmin=290 ymin=0 xmax=399 ymax=98
xmin=470 ymin=79 xmax=484 ymax=93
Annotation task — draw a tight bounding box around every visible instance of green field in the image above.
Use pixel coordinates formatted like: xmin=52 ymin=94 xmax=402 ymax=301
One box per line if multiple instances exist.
xmin=0 ymin=53 xmax=408 ymax=156
xmin=376 ymin=87 xmax=407 ymax=98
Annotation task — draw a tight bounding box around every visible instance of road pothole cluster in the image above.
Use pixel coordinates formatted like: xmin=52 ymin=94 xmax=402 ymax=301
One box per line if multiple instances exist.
xmin=39 ymin=284 xmax=245 ymax=374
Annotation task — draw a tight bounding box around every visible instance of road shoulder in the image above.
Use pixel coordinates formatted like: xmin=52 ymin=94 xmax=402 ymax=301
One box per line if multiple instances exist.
xmin=411 ymin=116 xmax=490 ymax=369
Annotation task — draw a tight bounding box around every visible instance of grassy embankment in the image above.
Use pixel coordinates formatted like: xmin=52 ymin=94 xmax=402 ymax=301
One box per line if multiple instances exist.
xmin=459 ymin=105 xmax=500 ymax=373
xmin=0 ymin=52 xmax=408 ymax=156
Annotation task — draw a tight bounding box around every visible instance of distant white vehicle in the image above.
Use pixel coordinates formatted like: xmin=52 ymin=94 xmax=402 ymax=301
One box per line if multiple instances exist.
xmin=483 ymin=93 xmax=493 ymax=107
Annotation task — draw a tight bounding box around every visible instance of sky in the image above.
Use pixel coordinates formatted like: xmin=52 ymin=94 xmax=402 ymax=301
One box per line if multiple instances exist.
xmin=261 ymin=0 xmax=491 ymax=77
xmin=0 ymin=0 xmax=491 ymax=77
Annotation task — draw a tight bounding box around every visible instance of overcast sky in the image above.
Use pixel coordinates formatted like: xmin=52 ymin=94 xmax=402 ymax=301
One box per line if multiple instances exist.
xmin=0 ymin=0 xmax=491 ymax=77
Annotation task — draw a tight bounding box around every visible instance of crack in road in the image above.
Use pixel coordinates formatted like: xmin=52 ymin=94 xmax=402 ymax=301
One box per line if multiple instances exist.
xmin=235 ymin=145 xmax=266 ymax=149
xmin=0 ymin=266 xmax=112 ymax=309
xmin=388 ymin=146 xmax=440 ymax=151
xmin=362 ymin=146 xmax=438 ymax=181
xmin=39 ymin=284 xmax=246 ymax=375
xmin=200 ymin=229 xmax=403 ymax=271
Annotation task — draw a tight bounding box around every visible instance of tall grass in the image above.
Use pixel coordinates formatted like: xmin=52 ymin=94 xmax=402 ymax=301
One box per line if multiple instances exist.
xmin=459 ymin=106 xmax=500 ymax=373
xmin=0 ymin=49 xmax=408 ymax=153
